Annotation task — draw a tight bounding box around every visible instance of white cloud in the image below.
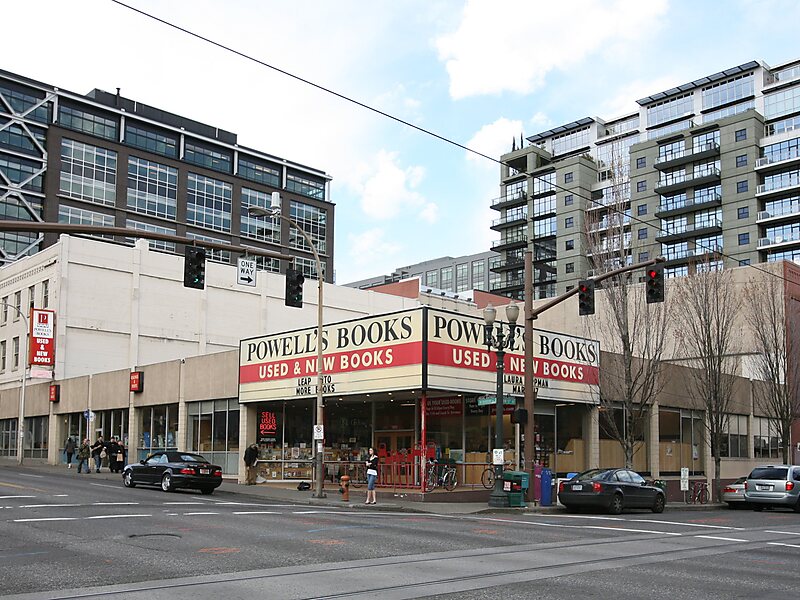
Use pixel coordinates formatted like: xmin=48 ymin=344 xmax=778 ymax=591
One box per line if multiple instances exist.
xmin=466 ymin=117 xmax=523 ymax=167
xmin=355 ymin=150 xmax=434 ymax=222
xmin=345 ymin=228 xmax=403 ymax=280
xmin=436 ymin=0 xmax=669 ymax=99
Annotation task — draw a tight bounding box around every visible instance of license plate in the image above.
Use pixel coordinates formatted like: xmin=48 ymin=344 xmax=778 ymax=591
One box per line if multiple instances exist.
xmin=756 ymin=484 xmax=771 ymax=491
xmin=200 ymin=469 xmax=209 ymax=475
xmin=572 ymin=484 xmax=583 ymax=491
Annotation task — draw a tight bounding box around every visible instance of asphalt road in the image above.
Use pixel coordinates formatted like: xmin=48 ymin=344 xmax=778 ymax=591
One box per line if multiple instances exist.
xmin=1 ymin=466 xmax=799 ymax=599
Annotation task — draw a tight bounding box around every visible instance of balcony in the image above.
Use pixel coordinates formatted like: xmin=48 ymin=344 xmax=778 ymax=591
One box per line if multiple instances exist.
xmin=491 ymin=232 xmax=528 ymax=252
xmin=655 ymin=168 xmax=721 ymax=195
xmin=588 ymin=213 xmax=631 ymax=233
xmin=758 ymin=232 xmax=800 ymax=249
xmin=490 ymin=255 xmax=525 ymax=272
xmin=654 ymin=142 xmax=720 ymax=170
xmin=756 ymin=177 xmax=800 ymax=198
xmin=755 ymin=148 xmax=800 ymax=171
xmin=491 ymin=211 xmax=527 ymax=231
xmin=655 ymin=219 xmax=722 ymax=243
xmin=490 ymin=278 xmax=524 ymax=293
xmin=491 ymin=190 xmax=527 ymax=210
xmin=655 ymin=192 xmax=722 ymax=218
xmin=757 ymin=204 xmax=800 ymax=224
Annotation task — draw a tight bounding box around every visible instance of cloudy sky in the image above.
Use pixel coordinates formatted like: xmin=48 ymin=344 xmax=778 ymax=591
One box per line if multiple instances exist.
xmin=3 ymin=0 xmax=797 ymax=283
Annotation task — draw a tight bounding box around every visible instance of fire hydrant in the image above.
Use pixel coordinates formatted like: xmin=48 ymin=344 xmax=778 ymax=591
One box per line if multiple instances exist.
xmin=339 ymin=475 xmax=350 ymax=501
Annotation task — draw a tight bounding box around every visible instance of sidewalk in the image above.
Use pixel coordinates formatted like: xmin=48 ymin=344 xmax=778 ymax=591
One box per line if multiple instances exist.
xmin=1 ymin=459 xmax=724 ymax=515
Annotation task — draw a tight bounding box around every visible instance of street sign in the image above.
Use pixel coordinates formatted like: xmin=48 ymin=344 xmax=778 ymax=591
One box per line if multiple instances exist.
xmin=477 ymin=395 xmax=517 ymax=407
xmin=492 ymin=448 xmax=504 ymax=465
xmin=237 ymin=257 xmax=257 ymax=287
xmin=680 ymin=467 xmax=689 ymax=492
xmin=313 ymin=424 xmax=324 ymax=440
xmin=83 ymin=409 xmax=90 ymax=420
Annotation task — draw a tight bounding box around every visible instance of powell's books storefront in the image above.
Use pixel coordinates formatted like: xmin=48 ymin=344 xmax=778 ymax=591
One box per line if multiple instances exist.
xmin=239 ymin=307 xmax=600 ymax=488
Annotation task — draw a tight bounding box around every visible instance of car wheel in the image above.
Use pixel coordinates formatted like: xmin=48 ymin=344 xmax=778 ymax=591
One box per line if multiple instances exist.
xmin=652 ymin=494 xmax=665 ymax=514
xmin=200 ymin=487 xmax=214 ymax=495
xmin=608 ymin=493 xmax=624 ymax=515
xmin=123 ymin=470 xmax=136 ymax=488
xmin=161 ymin=473 xmax=174 ymax=492
xmin=793 ymin=499 xmax=800 ymax=513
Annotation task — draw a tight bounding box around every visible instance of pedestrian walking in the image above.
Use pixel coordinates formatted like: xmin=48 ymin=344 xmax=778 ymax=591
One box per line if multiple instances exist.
xmin=64 ymin=436 xmax=76 ymax=468
xmin=365 ymin=447 xmax=379 ymax=505
xmin=243 ymin=442 xmax=259 ymax=485
xmin=106 ymin=437 xmax=120 ymax=473
xmin=76 ymin=438 xmax=91 ymax=474
xmin=90 ymin=435 xmax=105 ymax=473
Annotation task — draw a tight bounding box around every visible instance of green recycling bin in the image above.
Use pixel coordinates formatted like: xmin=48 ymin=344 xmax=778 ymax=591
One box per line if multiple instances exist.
xmin=507 ymin=491 xmax=525 ymax=507
xmin=503 ymin=471 xmax=529 ymax=507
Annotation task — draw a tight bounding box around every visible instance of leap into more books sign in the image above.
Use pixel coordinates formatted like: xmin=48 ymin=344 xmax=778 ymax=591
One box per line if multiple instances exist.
xmin=29 ymin=308 xmax=56 ymax=367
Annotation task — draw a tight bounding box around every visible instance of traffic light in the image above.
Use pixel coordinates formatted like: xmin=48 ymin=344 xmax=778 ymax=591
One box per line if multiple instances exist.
xmin=646 ymin=263 xmax=665 ymax=304
xmin=578 ymin=279 xmax=595 ymax=316
xmin=183 ymin=246 xmax=206 ymax=289
xmin=285 ymin=267 xmax=305 ymax=308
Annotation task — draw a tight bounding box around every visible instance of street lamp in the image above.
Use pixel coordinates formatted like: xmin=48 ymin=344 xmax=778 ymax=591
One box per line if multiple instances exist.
xmin=248 ymin=193 xmax=326 ymax=498
xmin=483 ymin=301 xmax=520 ymax=508
xmin=0 ymin=302 xmax=29 ymax=466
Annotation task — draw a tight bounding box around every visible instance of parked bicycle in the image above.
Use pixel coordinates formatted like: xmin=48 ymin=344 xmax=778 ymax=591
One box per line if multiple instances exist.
xmin=425 ymin=459 xmax=457 ymax=492
xmin=480 ymin=461 xmax=512 ymax=489
xmin=684 ymin=480 xmax=709 ymax=504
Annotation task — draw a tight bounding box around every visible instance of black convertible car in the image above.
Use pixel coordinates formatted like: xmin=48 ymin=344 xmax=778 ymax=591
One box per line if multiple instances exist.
xmin=557 ymin=468 xmax=666 ymax=514
xmin=122 ymin=451 xmax=223 ymax=494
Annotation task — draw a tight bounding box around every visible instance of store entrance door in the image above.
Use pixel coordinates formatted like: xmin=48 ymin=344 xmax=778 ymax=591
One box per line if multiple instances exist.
xmin=375 ymin=431 xmax=415 ymax=487
xmin=375 ymin=431 xmax=414 ymax=454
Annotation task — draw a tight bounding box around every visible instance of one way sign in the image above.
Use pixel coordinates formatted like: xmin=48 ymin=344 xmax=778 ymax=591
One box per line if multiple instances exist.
xmin=237 ymin=257 xmax=257 ymax=287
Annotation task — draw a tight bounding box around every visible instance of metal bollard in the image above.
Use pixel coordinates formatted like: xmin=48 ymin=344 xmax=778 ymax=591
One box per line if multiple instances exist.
xmin=339 ymin=475 xmax=350 ymax=501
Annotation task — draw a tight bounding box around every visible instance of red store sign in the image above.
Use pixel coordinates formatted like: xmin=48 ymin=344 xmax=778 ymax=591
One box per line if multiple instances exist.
xmin=29 ymin=308 xmax=56 ymax=367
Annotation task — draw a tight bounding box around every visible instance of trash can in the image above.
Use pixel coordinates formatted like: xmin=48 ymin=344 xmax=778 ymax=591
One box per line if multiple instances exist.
xmin=540 ymin=468 xmax=553 ymax=506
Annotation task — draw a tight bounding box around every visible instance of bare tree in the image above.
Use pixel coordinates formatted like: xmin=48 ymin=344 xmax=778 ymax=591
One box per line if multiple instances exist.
xmin=743 ymin=267 xmax=800 ymax=464
xmin=672 ymin=258 xmax=739 ymax=501
xmin=585 ymin=143 xmax=668 ymax=468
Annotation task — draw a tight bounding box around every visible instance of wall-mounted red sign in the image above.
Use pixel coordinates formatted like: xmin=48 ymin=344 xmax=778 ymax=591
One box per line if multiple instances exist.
xmin=49 ymin=384 xmax=60 ymax=403
xmin=130 ymin=371 xmax=144 ymax=393
xmin=29 ymin=308 xmax=56 ymax=367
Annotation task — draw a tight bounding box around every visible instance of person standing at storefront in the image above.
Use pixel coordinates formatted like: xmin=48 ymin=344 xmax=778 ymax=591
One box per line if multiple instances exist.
xmin=243 ymin=442 xmax=259 ymax=485
xmin=76 ymin=438 xmax=91 ymax=474
xmin=106 ymin=437 xmax=121 ymax=473
xmin=90 ymin=435 xmax=105 ymax=473
xmin=64 ymin=436 xmax=76 ymax=468
xmin=365 ymin=447 xmax=379 ymax=504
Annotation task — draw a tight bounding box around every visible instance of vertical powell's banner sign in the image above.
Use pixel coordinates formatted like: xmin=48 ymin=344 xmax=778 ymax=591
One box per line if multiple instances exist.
xmin=238 ymin=307 xmax=599 ymax=404
xmin=424 ymin=308 xmax=599 ymax=403
xmin=29 ymin=308 xmax=56 ymax=367
xmin=239 ymin=309 xmax=424 ymax=402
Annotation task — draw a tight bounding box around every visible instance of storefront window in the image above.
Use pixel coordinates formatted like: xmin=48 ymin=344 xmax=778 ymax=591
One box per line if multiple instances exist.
xmin=137 ymin=404 xmax=178 ymax=460
xmin=681 ymin=410 xmax=705 ymax=476
xmin=23 ymin=415 xmax=48 ymax=458
xmin=599 ymin=405 xmax=647 ymax=473
xmin=658 ymin=409 xmax=681 ymax=475
xmin=187 ymin=399 xmax=239 ymax=473
xmin=0 ymin=418 xmax=18 ymax=456
xmin=425 ymin=397 xmax=463 ymax=460
xmin=556 ymin=404 xmax=586 ymax=475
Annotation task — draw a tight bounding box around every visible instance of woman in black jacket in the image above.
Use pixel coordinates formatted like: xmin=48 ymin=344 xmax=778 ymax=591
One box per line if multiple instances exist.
xmin=365 ymin=447 xmax=379 ymax=505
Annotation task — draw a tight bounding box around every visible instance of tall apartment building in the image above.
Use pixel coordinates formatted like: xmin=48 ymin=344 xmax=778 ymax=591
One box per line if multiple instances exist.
xmin=492 ymin=58 xmax=800 ymax=299
xmin=0 ymin=69 xmax=334 ymax=281
xmin=344 ymin=251 xmax=501 ymax=298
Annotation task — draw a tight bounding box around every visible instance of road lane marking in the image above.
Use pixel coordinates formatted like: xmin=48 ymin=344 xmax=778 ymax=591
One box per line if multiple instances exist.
xmin=85 ymin=514 xmax=151 ymax=519
xmin=0 ymin=495 xmax=36 ymax=499
xmin=53 ymin=494 xmax=69 ymax=497
xmin=18 ymin=504 xmax=83 ymax=508
xmin=89 ymin=483 xmax=121 ymax=489
xmin=92 ymin=502 xmax=139 ymax=506
xmin=584 ymin=526 xmax=681 ymax=536
xmin=766 ymin=530 xmax=800 ymax=536
xmin=18 ymin=474 xmax=44 ymax=478
xmin=768 ymin=542 xmax=800 ymax=548
xmin=534 ymin=514 xmax=623 ymax=521
xmin=183 ymin=512 xmax=219 ymax=516
xmin=232 ymin=511 xmax=281 ymax=515
xmin=630 ymin=519 xmax=743 ymax=530
xmin=696 ymin=535 xmax=747 ymax=542
xmin=164 ymin=502 xmax=206 ymax=505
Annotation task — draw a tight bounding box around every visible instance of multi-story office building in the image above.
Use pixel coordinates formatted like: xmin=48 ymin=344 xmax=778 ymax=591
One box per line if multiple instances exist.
xmin=0 ymin=69 xmax=334 ymax=281
xmin=492 ymin=58 xmax=800 ymax=299
xmin=345 ymin=251 xmax=501 ymax=298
